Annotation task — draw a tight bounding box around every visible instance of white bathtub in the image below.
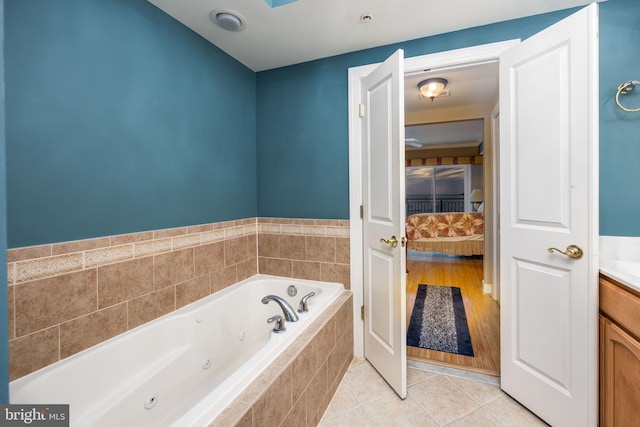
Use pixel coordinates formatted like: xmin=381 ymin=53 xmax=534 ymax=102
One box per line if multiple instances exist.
xmin=10 ymin=274 xmax=345 ymax=426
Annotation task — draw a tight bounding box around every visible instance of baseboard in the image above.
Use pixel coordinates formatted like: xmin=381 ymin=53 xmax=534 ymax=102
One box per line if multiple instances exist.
xmin=482 ymin=280 xmax=493 ymax=295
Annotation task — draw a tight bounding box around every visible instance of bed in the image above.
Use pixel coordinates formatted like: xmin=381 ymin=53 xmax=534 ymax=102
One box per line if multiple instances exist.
xmin=405 ymin=212 xmax=484 ymax=256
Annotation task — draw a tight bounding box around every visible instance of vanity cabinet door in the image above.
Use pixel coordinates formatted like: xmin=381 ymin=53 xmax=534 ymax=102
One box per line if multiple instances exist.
xmin=601 ymin=316 xmax=640 ymax=427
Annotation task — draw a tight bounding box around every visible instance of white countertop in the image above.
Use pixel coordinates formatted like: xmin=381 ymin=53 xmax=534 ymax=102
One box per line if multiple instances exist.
xmin=600 ymin=236 xmax=640 ymax=293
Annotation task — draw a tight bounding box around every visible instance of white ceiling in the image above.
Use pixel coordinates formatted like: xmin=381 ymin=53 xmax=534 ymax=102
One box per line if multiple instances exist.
xmin=404 ymin=61 xmax=498 ymax=149
xmin=405 ymin=119 xmax=485 ymax=151
xmin=148 ymin=0 xmax=592 ymax=72
xmin=148 ymin=0 xmax=592 ymax=148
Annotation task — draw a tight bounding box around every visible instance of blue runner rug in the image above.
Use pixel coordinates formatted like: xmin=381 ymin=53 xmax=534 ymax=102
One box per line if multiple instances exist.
xmin=407 ymin=284 xmax=474 ymax=357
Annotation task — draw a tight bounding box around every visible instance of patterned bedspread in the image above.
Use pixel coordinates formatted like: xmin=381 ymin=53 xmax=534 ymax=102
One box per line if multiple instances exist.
xmin=406 ymin=212 xmax=484 ymax=255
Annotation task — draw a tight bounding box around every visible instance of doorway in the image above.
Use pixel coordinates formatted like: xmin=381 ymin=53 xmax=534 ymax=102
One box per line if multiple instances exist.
xmin=348 ymin=40 xmax=519 ymax=361
xmin=403 ymin=68 xmax=500 ymax=376
xmin=350 ymin=6 xmax=599 ymax=422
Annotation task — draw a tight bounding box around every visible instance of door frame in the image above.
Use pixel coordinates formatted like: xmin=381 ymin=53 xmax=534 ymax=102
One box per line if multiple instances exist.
xmin=348 ymin=39 xmax=519 ymax=356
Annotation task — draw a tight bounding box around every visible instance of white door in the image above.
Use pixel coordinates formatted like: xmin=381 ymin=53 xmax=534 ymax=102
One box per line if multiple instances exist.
xmin=499 ymin=4 xmax=598 ymax=427
xmin=361 ymin=49 xmax=407 ymax=399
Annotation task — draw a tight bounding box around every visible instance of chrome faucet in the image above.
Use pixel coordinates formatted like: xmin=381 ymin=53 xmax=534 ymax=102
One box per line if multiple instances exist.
xmin=297 ymin=292 xmax=316 ymax=313
xmin=267 ymin=315 xmax=286 ymax=333
xmin=262 ymin=295 xmax=299 ymax=322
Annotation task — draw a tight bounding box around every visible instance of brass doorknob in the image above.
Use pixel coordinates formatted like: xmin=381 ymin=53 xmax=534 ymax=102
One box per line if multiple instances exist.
xmin=548 ymin=245 xmax=584 ymax=259
xmin=380 ymin=235 xmax=399 ymax=248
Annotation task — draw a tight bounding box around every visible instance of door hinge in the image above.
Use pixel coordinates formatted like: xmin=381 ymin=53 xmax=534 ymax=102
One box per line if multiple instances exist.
xmin=361 ymin=305 xmax=365 ymax=320
xmin=360 ymin=205 xmax=364 ymax=219
xmin=359 ymin=103 xmax=365 ymax=118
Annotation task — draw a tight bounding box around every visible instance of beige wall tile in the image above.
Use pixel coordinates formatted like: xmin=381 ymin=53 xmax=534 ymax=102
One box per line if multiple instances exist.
xmin=246 ymin=233 xmax=257 ymax=258
xmin=235 ymin=218 xmax=256 ymax=227
xmin=281 ymin=224 xmax=304 ymax=235
xmin=127 ymin=287 xmax=175 ymax=329
xmin=237 ymin=259 xmax=257 ymax=282
xmin=154 ymin=227 xmax=187 ymax=239
xmin=15 ymin=269 xmax=98 ymax=337
xmin=98 ymin=258 xmax=153 ymax=308
xmin=326 ymin=226 xmax=350 ymax=238
xmin=210 ymin=402 xmax=252 ymax=427
xmin=292 ymin=261 xmax=321 ymax=281
xmin=176 ymin=276 xmax=210 ymax=309
xmin=244 ymin=223 xmax=258 ymax=236
xmin=59 ymin=303 xmax=127 ymax=359
xmin=306 ymin=362 xmax=329 ymax=420
xmin=292 ymin=219 xmax=315 ymax=225
xmin=187 ymin=224 xmax=213 ymax=234
xmin=85 ymin=244 xmax=134 ymax=268
xmin=259 ymin=258 xmax=292 ymax=277
xmin=134 ymin=238 xmax=172 ymax=258
xmin=8 ymin=263 xmax=15 ymax=285
xmin=292 ymin=343 xmax=318 ymax=398
xmin=336 ymin=296 xmax=353 ymax=339
xmin=211 ymin=266 xmax=238 ymax=294
xmin=110 ymin=231 xmax=154 ymax=246
xmin=154 ymin=248 xmax=194 ymax=289
xmin=8 ymin=245 xmax=52 ymax=263
xmin=282 ymin=392 xmax=307 ymax=427
xmin=316 ymin=220 xmax=341 ymax=226
xmin=10 ymin=327 xmax=59 ymax=380
xmin=213 ymin=220 xmax=235 ymax=230
xmin=320 ymin=263 xmax=351 ymax=289
xmin=225 ymin=237 xmax=248 ymax=266
xmin=225 ymin=226 xmax=245 ymax=239
xmin=303 ymin=225 xmax=326 ymax=236
xmin=305 ymin=237 xmax=335 ymax=263
xmin=172 ymin=234 xmax=201 ymax=250
xmin=52 ymin=237 xmax=111 ymax=255
xmin=16 ymin=252 xmax=84 ymax=283
xmin=8 ymin=286 xmax=14 ymax=340
xmin=280 ymin=235 xmax=306 ymax=260
xmin=234 ymin=408 xmax=253 ymax=427
xmin=258 ymin=234 xmax=279 ymax=258
xmin=253 ymin=366 xmax=293 ymax=427
xmin=195 ymin=242 xmax=225 ymax=277
xmin=259 ymin=223 xmax=281 ymax=234
xmin=335 ymin=238 xmax=350 ymax=263
xmin=315 ymin=319 xmax=337 ymax=369
xmin=201 ymin=229 xmax=225 ymax=244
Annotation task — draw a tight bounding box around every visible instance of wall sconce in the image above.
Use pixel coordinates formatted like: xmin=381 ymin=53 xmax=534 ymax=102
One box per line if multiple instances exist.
xmin=470 ymin=188 xmax=484 ymax=211
xmin=418 ymin=78 xmax=448 ymax=101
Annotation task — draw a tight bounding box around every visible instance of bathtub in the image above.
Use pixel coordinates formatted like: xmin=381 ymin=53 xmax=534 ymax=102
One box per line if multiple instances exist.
xmin=10 ymin=274 xmax=345 ymax=426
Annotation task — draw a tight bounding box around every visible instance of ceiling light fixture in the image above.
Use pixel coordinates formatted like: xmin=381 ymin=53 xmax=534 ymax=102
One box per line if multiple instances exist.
xmin=418 ymin=78 xmax=448 ymax=101
xmin=210 ymin=9 xmax=246 ymax=32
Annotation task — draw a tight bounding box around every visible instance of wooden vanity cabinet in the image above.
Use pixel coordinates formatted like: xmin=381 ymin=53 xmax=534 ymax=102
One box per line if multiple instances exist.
xmin=599 ymin=274 xmax=640 ymax=427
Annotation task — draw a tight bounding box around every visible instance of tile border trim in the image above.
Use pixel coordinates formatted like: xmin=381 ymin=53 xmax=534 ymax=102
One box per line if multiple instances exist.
xmin=8 ymin=218 xmax=350 ymax=285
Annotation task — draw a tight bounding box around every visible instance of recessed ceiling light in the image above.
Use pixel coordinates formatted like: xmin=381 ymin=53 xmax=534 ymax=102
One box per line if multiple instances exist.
xmin=360 ymin=13 xmax=373 ymax=23
xmin=210 ymin=9 xmax=246 ymax=32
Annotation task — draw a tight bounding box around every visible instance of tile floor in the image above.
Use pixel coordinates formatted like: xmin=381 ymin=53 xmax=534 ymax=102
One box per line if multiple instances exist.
xmin=319 ymin=358 xmax=549 ymax=427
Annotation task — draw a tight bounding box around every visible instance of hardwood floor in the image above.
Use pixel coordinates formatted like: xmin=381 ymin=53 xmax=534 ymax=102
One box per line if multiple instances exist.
xmin=406 ymin=250 xmax=501 ymax=376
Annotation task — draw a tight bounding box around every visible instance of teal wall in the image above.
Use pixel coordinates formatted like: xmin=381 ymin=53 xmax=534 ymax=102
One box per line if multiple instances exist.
xmin=5 ymin=0 xmax=257 ymax=248
xmin=598 ymin=0 xmax=640 ymax=236
xmin=0 ymin=0 xmax=8 ymax=404
xmin=257 ymin=0 xmax=640 ymax=237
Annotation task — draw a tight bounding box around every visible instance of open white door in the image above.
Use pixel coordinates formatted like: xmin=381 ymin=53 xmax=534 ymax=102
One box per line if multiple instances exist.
xmin=499 ymin=4 xmax=598 ymax=427
xmin=361 ymin=49 xmax=407 ymax=399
